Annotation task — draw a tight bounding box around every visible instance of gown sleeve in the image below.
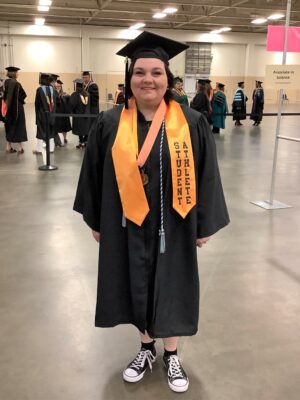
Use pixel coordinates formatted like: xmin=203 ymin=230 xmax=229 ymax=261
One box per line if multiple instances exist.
xmin=73 ymin=112 xmax=104 ymax=232
xmin=196 ymin=115 xmax=230 ymax=238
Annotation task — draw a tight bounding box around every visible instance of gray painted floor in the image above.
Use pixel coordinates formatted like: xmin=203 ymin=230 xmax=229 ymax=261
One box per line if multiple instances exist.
xmin=1 ymin=103 xmax=300 ymax=400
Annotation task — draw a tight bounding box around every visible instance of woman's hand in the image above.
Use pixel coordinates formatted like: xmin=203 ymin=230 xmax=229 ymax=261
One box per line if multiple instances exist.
xmin=92 ymin=230 xmax=100 ymax=243
xmin=196 ymin=236 xmax=211 ymax=248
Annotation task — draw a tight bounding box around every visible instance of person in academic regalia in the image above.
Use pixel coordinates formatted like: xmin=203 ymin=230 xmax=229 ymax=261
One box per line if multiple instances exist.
xmin=232 ymin=81 xmax=248 ymax=126
xmin=190 ymin=79 xmax=212 ymax=123
xmin=3 ymin=66 xmax=28 ymax=154
xmin=33 ymin=73 xmax=56 ymax=154
xmin=54 ymin=79 xmax=72 ymax=144
xmin=172 ymin=77 xmax=189 ymax=106
xmin=82 ymin=71 xmax=99 ymax=132
xmin=211 ymin=83 xmax=228 ymax=134
xmin=70 ymin=79 xmax=90 ymax=149
xmin=74 ymin=31 xmax=229 ymax=393
xmin=250 ymin=80 xmax=264 ymax=126
xmin=114 ymin=83 xmax=125 ymax=106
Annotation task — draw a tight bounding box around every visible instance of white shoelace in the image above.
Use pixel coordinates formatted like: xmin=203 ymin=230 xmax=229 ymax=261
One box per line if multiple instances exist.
xmin=129 ymin=349 xmax=155 ymax=372
xmin=167 ymin=355 xmax=185 ymax=379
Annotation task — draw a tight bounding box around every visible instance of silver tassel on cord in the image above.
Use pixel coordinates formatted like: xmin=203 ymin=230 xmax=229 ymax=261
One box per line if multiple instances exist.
xmin=159 ymin=228 xmax=166 ymax=254
xmin=122 ymin=214 xmax=127 ymax=227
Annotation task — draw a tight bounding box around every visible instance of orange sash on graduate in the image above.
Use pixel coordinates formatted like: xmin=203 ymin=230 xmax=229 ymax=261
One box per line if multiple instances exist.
xmin=112 ymin=99 xmax=196 ymax=226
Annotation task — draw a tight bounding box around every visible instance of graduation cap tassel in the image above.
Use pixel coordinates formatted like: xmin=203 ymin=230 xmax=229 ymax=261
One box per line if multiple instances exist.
xmin=125 ymin=57 xmax=129 ymax=109
xmin=159 ymin=228 xmax=166 ymax=254
xmin=122 ymin=214 xmax=127 ymax=228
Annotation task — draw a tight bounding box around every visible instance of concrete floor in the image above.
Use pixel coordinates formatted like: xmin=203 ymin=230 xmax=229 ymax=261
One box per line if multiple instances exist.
xmin=0 ymin=103 xmax=300 ymax=400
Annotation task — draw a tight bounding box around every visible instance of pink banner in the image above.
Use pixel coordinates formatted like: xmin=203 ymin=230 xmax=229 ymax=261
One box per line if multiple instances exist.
xmin=267 ymin=25 xmax=300 ymax=52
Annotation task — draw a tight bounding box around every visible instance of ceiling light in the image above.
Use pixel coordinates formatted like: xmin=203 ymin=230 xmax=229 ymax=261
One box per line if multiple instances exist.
xmin=251 ymin=18 xmax=267 ymax=24
xmin=268 ymin=13 xmax=285 ymax=20
xmin=153 ymin=13 xmax=167 ymax=19
xmin=35 ymin=17 xmax=45 ymax=25
xmin=39 ymin=0 xmax=52 ymax=6
xmin=163 ymin=7 xmax=178 ymax=14
xmin=37 ymin=5 xmax=49 ymax=11
xmin=210 ymin=29 xmax=222 ymax=34
xmin=129 ymin=23 xmax=146 ymax=30
xmin=220 ymin=27 xmax=232 ymax=32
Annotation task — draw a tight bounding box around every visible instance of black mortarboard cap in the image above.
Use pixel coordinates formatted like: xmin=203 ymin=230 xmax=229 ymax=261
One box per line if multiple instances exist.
xmin=56 ymin=79 xmax=63 ymax=85
xmin=82 ymin=71 xmax=92 ymax=76
xmin=116 ymin=31 xmax=189 ymax=108
xmin=5 ymin=66 xmax=20 ymax=72
xmin=50 ymin=73 xmax=59 ymax=79
xmin=218 ymin=83 xmax=225 ymax=89
xmin=197 ymin=79 xmax=206 ymax=85
xmin=174 ymin=76 xmax=183 ymax=84
xmin=118 ymin=83 xmax=125 ymax=87
xmin=73 ymin=78 xmax=84 ymax=90
xmin=39 ymin=72 xmax=51 ymax=85
xmin=205 ymin=79 xmax=212 ymax=84
xmin=238 ymin=81 xmax=244 ymax=85
xmin=256 ymin=80 xmax=263 ymax=84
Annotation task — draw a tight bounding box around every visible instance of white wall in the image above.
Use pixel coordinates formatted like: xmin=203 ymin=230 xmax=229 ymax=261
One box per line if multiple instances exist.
xmin=90 ymin=38 xmax=127 ymax=74
xmin=211 ymin=43 xmax=247 ymax=76
xmin=12 ymin=36 xmax=81 ymax=73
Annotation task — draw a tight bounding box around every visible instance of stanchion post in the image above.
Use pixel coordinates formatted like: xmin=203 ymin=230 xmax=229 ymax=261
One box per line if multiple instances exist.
xmin=39 ymin=111 xmax=58 ymax=171
xmin=251 ymin=0 xmax=293 ymax=210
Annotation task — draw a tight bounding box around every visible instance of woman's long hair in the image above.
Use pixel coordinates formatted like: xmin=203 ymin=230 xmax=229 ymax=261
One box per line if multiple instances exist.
xmin=127 ymin=59 xmax=174 ymax=104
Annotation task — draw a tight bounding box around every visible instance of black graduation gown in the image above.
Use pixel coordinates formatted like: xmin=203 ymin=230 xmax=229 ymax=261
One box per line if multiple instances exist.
xmin=250 ymin=88 xmax=264 ymax=122
xmin=74 ymin=105 xmax=229 ymax=338
xmin=86 ymin=82 xmax=99 ymax=114
xmin=70 ymin=92 xmax=91 ymax=136
xmin=190 ymin=92 xmax=212 ymax=124
xmin=232 ymin=89 xmax=247 ymax=121
xmin=4 ymin=78 xmax=28 ymax=143
xmin=35 ymin=86 xmax=56 ymax=140
xmin=55 ymin=93 xmax=72 ymax=133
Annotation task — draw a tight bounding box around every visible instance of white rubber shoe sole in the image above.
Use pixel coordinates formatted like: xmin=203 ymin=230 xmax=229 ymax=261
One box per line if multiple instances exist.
xmin=168 ymin=378 xmax=189 ymax=393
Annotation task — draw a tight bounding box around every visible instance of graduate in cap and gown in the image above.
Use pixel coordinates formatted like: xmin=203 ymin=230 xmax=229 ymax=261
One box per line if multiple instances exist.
xmin=74 ymin=31 xmax=229 ymax=393
xmin=82 ymin=70 xmax=99 ymax=128
xmin=190 ymin=79 xmax=212 ymax=123
xmin=33 ymin=73 xmax=56 ymax=154
xmin=250 ymin=80 xmax=264 ymax=126
xmin=172 ymin=77 xmax=189 ymax=106
xmin=70 ymin=79 xmax=90 ymax=148
xmin=114 ymin=83 xmax=125 ymax=105
xmin=54 ymin=79 xmax=72 ymax=144
xmin=211 ymin=83 xmax=228 ymax=134
xmin=3 ymin=66 xmax=28 ymax=154
xmin=232 ymin=81 xmax=248 ymax=126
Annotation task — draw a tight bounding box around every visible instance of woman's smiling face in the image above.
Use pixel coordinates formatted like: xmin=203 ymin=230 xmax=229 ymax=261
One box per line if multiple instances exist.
xmin=130 ymin=58 xmax=168 ymax=108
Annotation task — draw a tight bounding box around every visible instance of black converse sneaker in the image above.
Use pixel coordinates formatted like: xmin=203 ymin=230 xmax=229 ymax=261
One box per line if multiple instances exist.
xmin=163 ymin=354 xmax=189 ymax=393
xmin=123 ymin=346 xmax=156 ymax=383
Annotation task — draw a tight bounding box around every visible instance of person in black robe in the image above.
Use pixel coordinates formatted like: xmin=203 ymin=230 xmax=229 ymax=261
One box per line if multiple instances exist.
xmin=114 ymin=83 xmax=125 ymax=106
xmin=70 ymin=79 xmax=90 ymax=149
xmin=250 ymin=80 xmax=264 ymax=126
xmin=54 ymin=79 xmax=71 ymax=145
xmin=3 ymin=66 xmax=28 ymax=154
xmin=74 ymin=31 xmax=229 ymax=393
xmin=232 ymin=81 xmax=248 ymax=126
xmin=82 ymin=71 xmax=99 ymax=132
xmin=190 ymin=79 xmax=212 ymax=123
xmin=33 ymin=73 xmax=56 ymax=154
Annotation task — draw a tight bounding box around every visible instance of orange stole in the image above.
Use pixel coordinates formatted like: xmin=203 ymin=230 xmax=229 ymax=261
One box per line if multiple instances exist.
xmin=112 ymin=99 xmax=196 ymax=226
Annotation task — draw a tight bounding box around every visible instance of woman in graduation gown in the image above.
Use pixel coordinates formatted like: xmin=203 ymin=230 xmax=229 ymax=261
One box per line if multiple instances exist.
xmin=250 ymin=80 xmax=264 ymax=126
xmin=190 ymin=79 xmax=212 ymax=124
xmin=211 ymin=83 xmax=228 ymax=134
xmin=54 ymin=79 xmax=72 ymax=144
xmin=70 ymin=80 xmax=90 ymax=149
xmin=172 ymin=77 xmax=189 ymax=106
xmin=74 ymin=31 xmax=229 ymax=393
xmin=3 ymin=66 xmax=28 ymax=154
xmin=33 ymin=73 xmax=56 ymax=154
xmin=232 ymin=81 xmax=248 ymax=126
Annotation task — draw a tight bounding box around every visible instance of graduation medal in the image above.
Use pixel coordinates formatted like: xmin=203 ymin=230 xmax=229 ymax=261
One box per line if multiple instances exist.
xmin=139 ymin=169 xmax=148 ymax=186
